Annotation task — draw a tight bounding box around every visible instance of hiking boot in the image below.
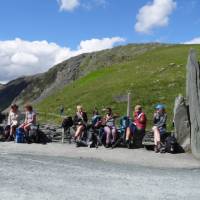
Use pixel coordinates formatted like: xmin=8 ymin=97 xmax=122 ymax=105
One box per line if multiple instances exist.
xmin=76 ymin=141 xmax=80 ymax=148
xmin=126 ymin=140 xmax=131 ymax=149
xmin=105 ymin=144 xmax=109 ymax=148
xmin=154 ymin=145 xmax=159 ymax=153
xmin=6 ymin=136 xmax=12 ymax=142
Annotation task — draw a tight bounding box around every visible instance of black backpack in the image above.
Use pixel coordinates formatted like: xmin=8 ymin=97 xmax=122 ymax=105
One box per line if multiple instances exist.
xmin=160 ymin=135 xmax=179 ymax=154
xmin=62 ymin=117 xmax=73 ymax=129
xmin=28 ymin=127 xmax=51 ymax=144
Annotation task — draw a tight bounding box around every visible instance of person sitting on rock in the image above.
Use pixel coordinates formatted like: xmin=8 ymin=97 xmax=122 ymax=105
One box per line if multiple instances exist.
xmin=73 ymin=105 xmax=88 ymax=142
xmin=103 ymin=107 xmax=118 ymax=148
xmin=152 ymin=104 xmax=167 ymax=153
xmin=5 ymin=104 xmax=20 ymax=141
xmin=125 ymin=105 xmax=147 ymax=148
xmin=19 ymin=104 xmax=36 ymax=134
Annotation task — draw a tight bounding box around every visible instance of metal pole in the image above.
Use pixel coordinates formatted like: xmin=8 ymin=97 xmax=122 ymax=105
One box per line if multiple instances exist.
xmin=127 ymin=92 xmax=131 ymax=117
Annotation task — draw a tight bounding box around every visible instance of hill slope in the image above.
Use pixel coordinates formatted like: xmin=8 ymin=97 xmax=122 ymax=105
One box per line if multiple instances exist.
xmin=0 ymin=43 xmax=163 ymax=111
xmin=36 ymin=44 xmax=200 ymax=127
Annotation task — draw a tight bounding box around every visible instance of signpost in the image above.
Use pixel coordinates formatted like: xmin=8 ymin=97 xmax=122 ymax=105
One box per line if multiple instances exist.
xmin=127 ymin=92 xmax=131 ymax=117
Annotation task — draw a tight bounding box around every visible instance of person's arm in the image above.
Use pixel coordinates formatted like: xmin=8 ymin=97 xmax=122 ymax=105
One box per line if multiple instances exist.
xmin=139 ymin=113 xmax=146 ymax=124
xmin=105 ymin=114 xmax=112 ymax=122
xmin=7 ymin=112 xmax=11 ymax=126
xmin=73 ymin=114 xmax=78 ymax=125
xmin=83 ymin=112 xmax=88 ymax=123
xmin=153 ymin=113 xmax=158 ymax=125
xmin=24 ymin=112 xmax=28 ymax=124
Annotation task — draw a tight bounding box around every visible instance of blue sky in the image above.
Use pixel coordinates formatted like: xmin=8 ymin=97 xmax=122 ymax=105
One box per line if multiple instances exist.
xmin=0 ymin=0 xmax=199 ymax=46
xmin=0 ymin=0 xmax=200 ymax=82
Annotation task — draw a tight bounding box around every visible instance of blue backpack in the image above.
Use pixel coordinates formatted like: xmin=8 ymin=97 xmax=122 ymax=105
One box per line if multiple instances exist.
xmin=15 ymin=128 xmax=24 ymax=143
xmin=118 ymin=116 xmax=131 ymax=136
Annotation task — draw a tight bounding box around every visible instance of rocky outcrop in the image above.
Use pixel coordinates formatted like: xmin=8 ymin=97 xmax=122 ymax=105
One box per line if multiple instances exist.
xmin=173 ymin=95 xmax=190 ymax=151
xmin=186 ymin=49 xmax=200 ymax=158
xmin=0 ymin=77 xmax=32 ymax=111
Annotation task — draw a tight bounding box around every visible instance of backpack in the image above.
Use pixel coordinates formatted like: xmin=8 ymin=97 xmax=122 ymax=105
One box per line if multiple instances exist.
xmin=28 ymin=126 xmax=39 ymax=143
xmin=28 ymin=126 xmax=52 ymax=144
xmin=16 ymin=128 xmax=25 ymax=143
xmin=62 ymin=117 xmax=73 ymax=129
xmin=160 ymin=136 xmax=178 ymax=154
xmin=91 ymin=115 xmax=102 ymax=128
xmin=120 ymin=116 xmax=130 ymax=129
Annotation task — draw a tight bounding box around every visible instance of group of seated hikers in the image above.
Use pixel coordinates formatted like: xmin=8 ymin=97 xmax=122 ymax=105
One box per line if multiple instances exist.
xmin=4 ymin=104 xmax=36 ymax=142
xmin=2 ymin=102 xmax=168 ymax=153
xmin=71 ymin=104 xmax=167 ymax=153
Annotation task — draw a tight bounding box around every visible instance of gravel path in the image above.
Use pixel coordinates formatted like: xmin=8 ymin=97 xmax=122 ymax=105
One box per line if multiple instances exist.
xmin=0 ymin=143 xmax=200 ymax=200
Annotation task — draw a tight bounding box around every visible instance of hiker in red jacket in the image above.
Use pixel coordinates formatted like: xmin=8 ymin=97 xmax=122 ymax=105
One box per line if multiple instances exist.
xmin=125 ymin=105 xmax=147 ymax=148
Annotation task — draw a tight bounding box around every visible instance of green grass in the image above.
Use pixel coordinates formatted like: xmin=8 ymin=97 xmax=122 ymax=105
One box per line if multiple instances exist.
xmin=36 ymin=44 xmax=200 ymax=129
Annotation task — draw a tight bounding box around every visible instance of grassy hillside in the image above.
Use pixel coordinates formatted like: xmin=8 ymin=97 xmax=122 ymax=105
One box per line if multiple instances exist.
xmin=36 ymin=44 xmax=200 ymax=129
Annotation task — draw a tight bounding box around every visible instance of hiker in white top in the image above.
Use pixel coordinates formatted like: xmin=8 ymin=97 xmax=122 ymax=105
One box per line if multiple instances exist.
xmin=5 ymin=104 xmax=20 ymax=141
xmin=20 ymin=104 xmax=36 ymax=134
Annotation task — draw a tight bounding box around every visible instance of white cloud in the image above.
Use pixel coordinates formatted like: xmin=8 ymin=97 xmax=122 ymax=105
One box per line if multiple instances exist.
xmin=78 ymin=37 xmax=125 ymax=53
xmin=0 ymin=37 xmax=125 ymax=83
xmin=58 ymin=0 xmax=80 ymax=11
xmin=183 ymin=37 xmax=200 ymax=44
xmin=57 ymin=0 xmax=107 ymax=12
xmin=135 ymin=0 xmax=176 ymax=34
xmin=11 ymin=52 xmax=39 ymax=65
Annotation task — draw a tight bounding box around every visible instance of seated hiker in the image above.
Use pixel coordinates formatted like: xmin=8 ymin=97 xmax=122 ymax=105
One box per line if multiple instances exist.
xmin=125 ymin=105 xmax=147 ymax=148
xmin=87 ymin=109 xmax=102 ymax=148
xmin=5 ymin=104 xmax=20 ymax=141
xmin=91 ymin=108 xmax=102 ymax=128
xmin=152 ymin=104 xmax=167 ymax=153
xmin=103 ymin=107 xmax=117 ymax=148
xmin=19 ymin=104 xmax=36 ymax=135
xmin=73 ymin=105 xmax=88 ymax=141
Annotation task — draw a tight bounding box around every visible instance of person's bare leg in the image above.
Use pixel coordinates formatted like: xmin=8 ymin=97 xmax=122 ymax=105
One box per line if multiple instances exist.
xmin=75 ymin=125 xmax=84 ymax=140
xmin=152 ymin=126 xmax=160 ymax=152
xmin=104 ymin=126 xmax=111 ymax=147
xmin=111 ymin=128 xmax=117 ymax=144
xmin=126 ymin=127 xmax=131 ymax=141
xmin=9 ymin=126 xmax=14 ymax=138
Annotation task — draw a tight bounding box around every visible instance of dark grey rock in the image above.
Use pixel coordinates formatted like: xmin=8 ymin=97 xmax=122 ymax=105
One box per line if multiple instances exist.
xmin=173 ymin=95 xmax=190 ymax=151
xmin=186 ymin=49 xmax=200 ymax=158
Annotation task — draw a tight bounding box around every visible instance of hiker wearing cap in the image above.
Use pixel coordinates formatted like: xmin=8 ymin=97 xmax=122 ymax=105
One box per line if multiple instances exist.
xmin=152 ymin=104 xmax=167 ymax=153
xmin=125 ymin=105 xmax=147 ymax=148
xmin=5 ymin=104 xmax=20 ymax=141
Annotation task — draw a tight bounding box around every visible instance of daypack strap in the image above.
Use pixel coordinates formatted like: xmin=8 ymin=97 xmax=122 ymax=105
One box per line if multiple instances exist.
xmin=137 ymin=113 xmax=143 ymax=120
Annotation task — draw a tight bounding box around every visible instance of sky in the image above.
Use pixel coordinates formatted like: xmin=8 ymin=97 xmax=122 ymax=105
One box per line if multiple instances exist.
xmin=0 ymin=0 xmax=200 ymax=83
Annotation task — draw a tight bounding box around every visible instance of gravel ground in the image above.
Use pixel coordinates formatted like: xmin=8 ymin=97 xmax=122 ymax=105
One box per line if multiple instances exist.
xmin=0 ymin=143 xmax=200 ymax=200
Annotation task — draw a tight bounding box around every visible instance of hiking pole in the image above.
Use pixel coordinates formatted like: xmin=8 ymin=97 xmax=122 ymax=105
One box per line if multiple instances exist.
xmin=127 ymin=92 xmax=131 ymax=118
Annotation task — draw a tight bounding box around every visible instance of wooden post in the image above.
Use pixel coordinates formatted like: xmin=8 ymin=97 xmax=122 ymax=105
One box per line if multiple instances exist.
xmin=127 ymin=92 xmax=131 ymax=117
xmin=61 ymin=128 xmax=65 ymax=143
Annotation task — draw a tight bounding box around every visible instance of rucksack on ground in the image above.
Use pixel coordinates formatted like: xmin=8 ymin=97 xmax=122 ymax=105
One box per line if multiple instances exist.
xmin=160 ymin=135 xmax=185 ymax=154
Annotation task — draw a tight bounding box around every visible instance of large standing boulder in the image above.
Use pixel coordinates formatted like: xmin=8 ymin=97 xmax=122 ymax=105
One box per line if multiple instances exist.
xmin=173 ymin=95 xmax=190 ymax=151
xmin=186 ymin=49 xmax=200 ymax=159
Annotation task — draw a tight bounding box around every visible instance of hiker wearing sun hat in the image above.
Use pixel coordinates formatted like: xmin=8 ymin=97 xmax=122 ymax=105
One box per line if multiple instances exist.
xmin=152 ymin=104 xmax=167 ymax=153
